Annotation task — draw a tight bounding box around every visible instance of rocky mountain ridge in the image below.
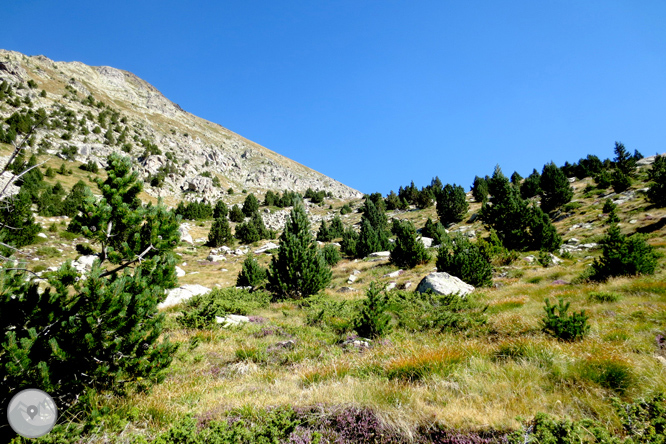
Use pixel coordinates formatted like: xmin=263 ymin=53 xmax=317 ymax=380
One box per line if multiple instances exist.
xmin=0 ymin=49 xmax=362 ymax=201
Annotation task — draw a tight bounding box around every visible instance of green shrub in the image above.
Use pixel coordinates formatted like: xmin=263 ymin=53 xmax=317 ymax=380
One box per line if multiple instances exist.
xmin=229 ymin=204 xmax=244 ymax=222
xmin=388 ymin=290 xmax=488 ymax=333
xmin=541 ymin=298 xmax=590 ymax=341
xmin=236 ymin=255 xmax=267 ymax=289
xmin=538 ymin=250 xmax=553 ymax=268
xmin=321 ymin=244 xmax=341 ymax=266
xmin=647 ymin=155 xmax=666 ymax=207
xmin=177 ymin=288 xmax=270 ymax=328
xmin=353 ymin=282 xmax=392 ymax=338
xmin=591 ymin=222 xmax=658 ymax=281
xmin=436 ymin=235 xmax=492 ymax=287
xmin=540 ymin=162 xmax=573 ymax=213
xmin=340 ymin=203 xmax=352 ymax=215
xmin=389 ymin=219 xmax=431 ymax=269
xmin=588 ymin=291 xmax=621 ymax=303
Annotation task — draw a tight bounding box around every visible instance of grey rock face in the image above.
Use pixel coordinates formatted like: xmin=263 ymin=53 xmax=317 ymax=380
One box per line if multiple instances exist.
xmin=159 ymin=284 xmax=211 ymax=309
xmin=416 ymin=272 xmax=475 ymax=296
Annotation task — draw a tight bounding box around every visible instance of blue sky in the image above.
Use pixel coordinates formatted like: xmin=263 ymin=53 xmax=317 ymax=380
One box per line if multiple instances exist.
xmin=3 ymin=1 xmax=666 ymax=194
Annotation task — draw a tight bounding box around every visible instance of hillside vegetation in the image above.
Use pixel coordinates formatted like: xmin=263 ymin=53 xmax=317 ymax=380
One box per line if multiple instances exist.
xmin=1 ymin=62 xmax=666 ymax=442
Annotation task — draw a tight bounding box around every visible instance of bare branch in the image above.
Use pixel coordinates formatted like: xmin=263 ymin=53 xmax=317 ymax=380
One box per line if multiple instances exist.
xmin=99 ymin=244 xmax=155 ymax=278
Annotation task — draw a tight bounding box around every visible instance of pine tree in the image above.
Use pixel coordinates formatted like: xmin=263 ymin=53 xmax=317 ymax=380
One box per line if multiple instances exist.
xmin=242 ymin=193 xmax=259 ymax=217
xmin=422 ymin=217 xmax=450 ymax=246
xmin=385 ymin=190 xmax=401 ymax=210
xmin=436 ymin=235 xmax=493 ymax=287
xmin=540 ymin=162 xmax=573 ymax=213
xmin=340 ymin=227 xmax=359 ymax=257
xmin=613 ymin=141 xmax=636 ymax=176
xmin=510 ymin=171 xmax=523 ymax=184
xmin=611 ymin=169 xmax=632 ymax=193
xmin=213 ymin=200 xmax=228 ymax=219
xmin=521 ymin=169 xmax=542 ymax=199
xmin=229 ymin=204 xmax=245 ymax=222
xmin=471 ymin=176 xmax=489 ymax=203
xmin=268 ymin=203 xmax=331 ymax=299
xmin=237 ymin=254 xmax=267 ymax=289
xmin=389 ymin=219 xmax=431 ymax=268
xmin=436 ymin=183 xmax=468 ymax=226
xmin=316 ymin=220 xmax=332 ymax=242
xmin=1 ymin=153 xmax=179 ymax=427
xmin=591 ymin=221 xmax=657 ymax=281
xmin=0 ymin=189 xmax=40 ymax=249
xmin=329 ymin=215 xmax=345 ymax=239
xmin=355 ymin=199 xmax=391 ymax=258
xmin=208 ymin=216 xmax=234 ymax=247
xmin=353 ymin=282 xmax=392 ymax=339
xmin=647 ymin=155 xmax=666 ymax=207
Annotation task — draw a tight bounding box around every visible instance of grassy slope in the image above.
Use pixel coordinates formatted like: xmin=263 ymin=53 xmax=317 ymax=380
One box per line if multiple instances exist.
xmin=17 ymin=156 xmax=665 ymax=440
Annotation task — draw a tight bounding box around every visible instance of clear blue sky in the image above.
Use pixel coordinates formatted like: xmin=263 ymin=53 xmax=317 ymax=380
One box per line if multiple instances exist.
xmin=4 ymin=1 xmax=666 ymax=194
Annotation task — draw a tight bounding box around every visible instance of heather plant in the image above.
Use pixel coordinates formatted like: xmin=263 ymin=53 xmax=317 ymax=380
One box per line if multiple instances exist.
xmin=541 ymin=298 xmax=590 ymax=341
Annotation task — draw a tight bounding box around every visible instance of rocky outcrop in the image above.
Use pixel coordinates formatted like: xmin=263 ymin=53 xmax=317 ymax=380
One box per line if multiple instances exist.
xmin=416 ymin=272 xmax=475 ymax=297
xmin=0 ymin=50 xmax=363 ymax=202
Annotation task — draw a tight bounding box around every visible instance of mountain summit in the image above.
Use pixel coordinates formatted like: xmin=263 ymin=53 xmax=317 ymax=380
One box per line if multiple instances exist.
xmin=0 ymin=49 xmax=362 ymax=201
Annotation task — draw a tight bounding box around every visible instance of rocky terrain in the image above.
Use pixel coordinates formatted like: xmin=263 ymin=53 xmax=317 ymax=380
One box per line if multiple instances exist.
xmin=0 ymin=49 xmax=362 ymax=202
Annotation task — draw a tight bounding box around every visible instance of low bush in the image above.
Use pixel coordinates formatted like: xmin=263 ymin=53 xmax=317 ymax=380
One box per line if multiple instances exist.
xmin=588 ymin=291 xmax=621 ymax=303
xmin=436 ymin=235 xmax=493 ymax=287
xmin=236 ymin=255 xmax=267 ymax=289
xmin=353 ymin=282 xmax=392 ymax=339
xmin=177 ymin=288 xmax=271 ymax=328
xmin=321 ymin=244 xmax=341 ymax=266
xmin=541 ymin=298 xmax=590 ymax=341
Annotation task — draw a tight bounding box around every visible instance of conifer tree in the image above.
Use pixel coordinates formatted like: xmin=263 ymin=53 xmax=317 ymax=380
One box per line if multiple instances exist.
xmin=340 ymin=227 xmax=359 ymax=257
xmin=613 ymin=141 xmax=636 ymax=176
xmin=213 ymin=199 xmax=228 ymax=219
xmin=540 ymin=162 xmax=573 ymax=213
xmin=242 ymin=193 xmax=259 ymax=217
xmin=268 ymin=203 xmax=331 ymax=299
xmin=329 ymin=215 xmax=345 ymax=239
xmin=229 ymin=204 xmax=245 ymax=222
xmin=1 ymin=153 xmax=179 ymax=427
xmin=0 ymin=189 xmax=40 ymax=249
xmin=436 ymin=235 xmax=492 ymax=287
xmin=647 ymin=155 xmax=666 ymax=207
xmin=436 ymin=183 xmax=468 ymax=225
xmin=422 ymin=217 xmax=450 ymax=246
xmin=521 ymin=169 xmax=542 ymax=199
xmin=591 ymin=220 xmax=657 ymax=281
xmin=208 ymin=215 xmax=234 ymax=247
xmin=353 ymin=282 xmax=392 ymax=339
xmin=385 ymin=190 xmax=401 ymax=210
xmin=510 ymin=171 xmax=523 ymax=184
xmin=471 ymin=175 xmax=489 ymax=203
xmin=389 ymin=219 xmax=430 ymax=268
xmin=237 ymin=254 xmax=267 ymax=289
xmin=316 ymin=219 xmax=332 ymax=242
xmin=355 ymin=199 xmax=391 ymax=258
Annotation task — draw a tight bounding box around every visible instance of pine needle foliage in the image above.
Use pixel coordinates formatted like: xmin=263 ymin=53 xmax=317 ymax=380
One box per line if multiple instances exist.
xmin=208 ymin=215 xmax=234 ymax=247
xmin=237 ymin=254 xmax=267 ymax=289
xmin=268 ymin=203 xmax=331 ymax=300
xmin=436 ymin=235 xmax=493 ymax=287
xmin=590 ymin=221 xmax=658 ymax=281
xmin=1 ymin=153 xmax=179 ymax=422
xmin=541 ymin=298 xmax=590 ymax=341
xmin=389 ymin=219 xmax=431 ymax=268
xmin=436 ymin=183 xmax=468 ymax=225
xmin=354 ymin=282 xmax=392 ymax=339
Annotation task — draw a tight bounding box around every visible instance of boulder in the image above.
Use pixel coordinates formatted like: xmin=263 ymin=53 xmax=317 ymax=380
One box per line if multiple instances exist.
xmin=347 ymin=274 xmax=358 ymax=284
xmin=37 ymin=233 xmax=48 ymax=239
xmin=386 ymin=282 xmax=396 ymax=291
xmin=420 ymin=237 xmax=433 ymax=248
xmin=158 ymin=284 xmax=211 ymax=309
xmin=254 ymin=242 xmax=279 ymax=254
xmin=368 ymin=251 xmax=390 ymax=258
xmin=175 ymin=266 xmax=186 ymax=277
xmin=383 ymin=270 xmax=404 ymax=278
xmin=416 ymin=272 xmax=474 ymax=297
xmin=178 ymin=224 xmax=193 ymax=245
xmin=216 ymin=314 xmax=250 ymax=327
xmin=207 ymin=254 xmax=226 ymax=262
xmin=72 ymin=255 xmax=97 ymax=274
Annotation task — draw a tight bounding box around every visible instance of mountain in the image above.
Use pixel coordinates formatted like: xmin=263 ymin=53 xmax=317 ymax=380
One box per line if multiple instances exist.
xmin=0 ymin=49 xmax=362 ymax=201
